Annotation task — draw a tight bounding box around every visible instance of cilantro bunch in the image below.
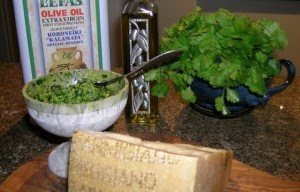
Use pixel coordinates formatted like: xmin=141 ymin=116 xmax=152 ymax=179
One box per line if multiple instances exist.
xmin=145 ymin=7 xmax=288 ymax=115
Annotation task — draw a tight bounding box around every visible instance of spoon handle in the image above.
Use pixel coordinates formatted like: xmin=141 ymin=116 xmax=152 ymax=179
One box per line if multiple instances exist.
xmin=95 ymin=50 xmax=183 ymax=86
xmin=124 ymin=50 xmax=183 ymax=78
xmin=96 ymin=76 xmax=124 ymax=86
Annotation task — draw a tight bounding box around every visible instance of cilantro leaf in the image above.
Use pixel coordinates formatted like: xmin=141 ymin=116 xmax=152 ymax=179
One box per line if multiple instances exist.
xmin=204 ymin=13 xmax=216 ymax=24
xmin=216 ymin=9 xmax=234 ymax=27
xmin=259 ymin=19 xmax=288 ymax=49
xmin=271 ymin=30 xmax=288 ymax=49
xmin=144 ymin=69 xmax=159 ymax=81
xmin=260 ymin=19 xmax=281 ymax=37
xmin=215 ymin=96 xmax=229 ymax=115
xmin=180 ymin=87 xmax=196 ymax=103
xmin=226 ymin=88 xmax=240 ymax=103
xmin=255 ymin=51 xmax=269 ymax=64
xmin=167 ymin=71 xmax=185 ymax=87
xmin=245 ymin=66 xmax=266 ymax=95
xmin=233 ymin=16 xmax=250 ymax=32
xmin=209 ymin=67 xmax=227 ymax=87
xmin=265 ymin=59 xmax=281 ymax=76
xmin=151 ymin=82 xmax=170 ymax=97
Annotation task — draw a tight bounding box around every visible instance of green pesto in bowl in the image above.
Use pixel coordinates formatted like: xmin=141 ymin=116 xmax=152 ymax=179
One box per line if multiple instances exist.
xmin=26 ymin=69 xmax=125 ymax=104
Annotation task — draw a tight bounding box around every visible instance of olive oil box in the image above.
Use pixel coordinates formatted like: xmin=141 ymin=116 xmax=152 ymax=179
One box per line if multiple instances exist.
xmin=13 ymin=0 xmax=111 ymax=83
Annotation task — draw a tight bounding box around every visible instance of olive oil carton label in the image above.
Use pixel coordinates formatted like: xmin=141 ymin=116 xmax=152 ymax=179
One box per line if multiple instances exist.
xmin=13 ymin=0 xmax=110 ymax=83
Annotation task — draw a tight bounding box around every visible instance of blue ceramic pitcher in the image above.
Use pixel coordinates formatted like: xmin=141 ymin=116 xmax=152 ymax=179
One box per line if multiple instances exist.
xmin=190 ymin=59 xmax=296 ymax=118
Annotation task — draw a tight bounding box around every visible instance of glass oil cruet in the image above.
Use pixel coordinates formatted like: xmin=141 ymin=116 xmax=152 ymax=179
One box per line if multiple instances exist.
xmin=122 ymin=0 xmax=159 ymax=124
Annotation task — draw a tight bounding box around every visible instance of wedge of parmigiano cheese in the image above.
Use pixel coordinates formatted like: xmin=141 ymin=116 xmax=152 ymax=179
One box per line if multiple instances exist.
xmin=68 ymin=131 xmax=233 ymax=192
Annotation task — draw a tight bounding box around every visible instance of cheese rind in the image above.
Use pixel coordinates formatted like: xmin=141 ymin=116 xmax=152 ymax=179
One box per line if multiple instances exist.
xmin=68 ymin=131 xmax=233 ymax=192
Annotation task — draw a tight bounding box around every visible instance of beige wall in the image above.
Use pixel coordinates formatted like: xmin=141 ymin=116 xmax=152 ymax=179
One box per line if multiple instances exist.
xmin=108 ymin=0 xmax=124 ymax=69
xmin=157 ymin=0 xmax=197 ymax=39
xmin=108 ymin=0 xmax=196 ymax=69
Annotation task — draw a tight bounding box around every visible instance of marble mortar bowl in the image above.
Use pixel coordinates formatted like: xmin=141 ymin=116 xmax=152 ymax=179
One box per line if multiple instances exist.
xmin=22 ymin=69 xmax=129 ymax=178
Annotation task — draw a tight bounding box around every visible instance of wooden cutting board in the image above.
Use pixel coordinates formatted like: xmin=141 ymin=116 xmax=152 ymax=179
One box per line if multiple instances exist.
xmin=1 ymin=132 xmax=300 ymax=192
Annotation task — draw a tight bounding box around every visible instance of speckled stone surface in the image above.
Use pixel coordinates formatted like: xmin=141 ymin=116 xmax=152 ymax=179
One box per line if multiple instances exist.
xmin=0 ymin=62 xmax=299 ymax=183
xmin=0 ymin=63 xmax=27 ymax=137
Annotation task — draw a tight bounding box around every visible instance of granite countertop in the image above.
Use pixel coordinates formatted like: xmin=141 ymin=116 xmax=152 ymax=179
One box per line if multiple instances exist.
xmin=0 ymin=62 xmax=299 ymax=183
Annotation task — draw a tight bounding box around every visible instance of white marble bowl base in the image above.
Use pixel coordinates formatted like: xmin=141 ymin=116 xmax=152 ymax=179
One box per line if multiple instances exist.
xmin=48 ymin=142 xmax=71 ymax=178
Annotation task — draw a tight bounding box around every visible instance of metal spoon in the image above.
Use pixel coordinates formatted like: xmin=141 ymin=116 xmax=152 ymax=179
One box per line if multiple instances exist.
xmin=94 ymin=50 xmax=183 ymax=86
